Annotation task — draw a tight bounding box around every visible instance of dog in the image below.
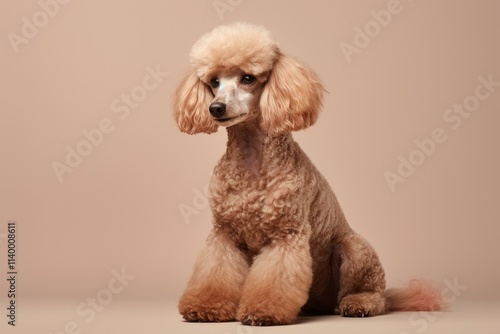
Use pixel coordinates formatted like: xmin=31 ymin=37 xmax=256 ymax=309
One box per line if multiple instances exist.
xmin=173 ymin=22 xmax=445 ymax=326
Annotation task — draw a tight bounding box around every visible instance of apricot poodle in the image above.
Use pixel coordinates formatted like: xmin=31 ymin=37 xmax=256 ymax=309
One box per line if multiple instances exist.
xmin=173 ymin=22 xmax=444 ymax=326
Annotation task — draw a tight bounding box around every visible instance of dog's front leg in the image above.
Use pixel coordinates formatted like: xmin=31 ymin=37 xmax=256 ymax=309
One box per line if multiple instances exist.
xmin=237 ymin=232 xmax=313 ymax=326
xmin=178 ymin=229 xmax=249 ymax=322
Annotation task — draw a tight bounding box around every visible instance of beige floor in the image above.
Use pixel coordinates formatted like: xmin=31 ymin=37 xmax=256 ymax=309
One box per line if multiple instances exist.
xmin=5 ymin=299 xmax=500 ymax=334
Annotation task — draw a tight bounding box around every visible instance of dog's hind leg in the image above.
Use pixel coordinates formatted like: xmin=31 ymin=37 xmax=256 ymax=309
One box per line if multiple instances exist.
xmin=178 ymin=229 xmax=249 ymax=322
xmin=336 ymin=233 xmax=387 ymax=317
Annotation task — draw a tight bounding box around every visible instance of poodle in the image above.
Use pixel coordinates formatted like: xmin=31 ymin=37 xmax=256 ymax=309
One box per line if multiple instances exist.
xmin=173 ymin=22 xmax=445 ymax=326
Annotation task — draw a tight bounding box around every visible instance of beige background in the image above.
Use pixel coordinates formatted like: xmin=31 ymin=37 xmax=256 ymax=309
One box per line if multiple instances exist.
xmin=1 ymin=0 xmax=500 ymax=333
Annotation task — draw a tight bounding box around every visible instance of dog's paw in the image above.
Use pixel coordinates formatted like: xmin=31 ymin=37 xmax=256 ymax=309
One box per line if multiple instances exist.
xmin=339 ymin=293 xmax=385 ymax=318
xmin=339 ymin=304 xmax=370 ymax=318
xmin=239 ymin=314 xmax=285 ymax=326
xmin=179 ymin=297 xmax=237 ymax=322
xmin=237 ymin=303 xmax=296 ymax=326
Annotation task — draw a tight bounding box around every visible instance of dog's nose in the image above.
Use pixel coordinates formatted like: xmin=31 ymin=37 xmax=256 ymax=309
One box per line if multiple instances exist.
xmin=209 ymin=102 xmax=226 ymax=118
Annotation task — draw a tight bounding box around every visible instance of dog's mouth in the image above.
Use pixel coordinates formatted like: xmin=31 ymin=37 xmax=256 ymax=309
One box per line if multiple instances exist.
xmin=214 ymin=114 xmax=247 ymax=125
xmin=217 ymin=117 xmax=235 ymax=122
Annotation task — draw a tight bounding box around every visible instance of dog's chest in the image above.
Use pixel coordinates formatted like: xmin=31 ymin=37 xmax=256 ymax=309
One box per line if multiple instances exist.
xmin=211 ymin=180 xmax=264 ymax=241
xmin=208 ymin=135 xmax=307 ymax=253
xmin=209 ymin=171 xmax=289 ymax=252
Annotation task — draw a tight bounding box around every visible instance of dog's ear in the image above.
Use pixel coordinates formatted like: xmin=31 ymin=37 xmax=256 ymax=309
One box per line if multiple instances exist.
xmin=260 ymin=53 xmax=324 ymax=135
xmin=173 ymin=71 xmax=218 ymax=134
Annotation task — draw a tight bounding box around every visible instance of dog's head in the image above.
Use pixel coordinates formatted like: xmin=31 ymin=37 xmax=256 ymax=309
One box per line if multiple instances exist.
xmin=173 ymin=23 xmax=324 ymax=136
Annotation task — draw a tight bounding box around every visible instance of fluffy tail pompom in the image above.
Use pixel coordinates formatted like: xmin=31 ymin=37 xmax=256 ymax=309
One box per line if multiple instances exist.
xmin=385 ymin=279 xmax=447 ymax=312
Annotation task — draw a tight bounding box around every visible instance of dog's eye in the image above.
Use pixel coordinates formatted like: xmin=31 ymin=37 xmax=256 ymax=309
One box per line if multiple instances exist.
xmin=210 ymin=78 xmax=220 ymax=88
xmin=241 ymin=75 xmax=256 ymax=85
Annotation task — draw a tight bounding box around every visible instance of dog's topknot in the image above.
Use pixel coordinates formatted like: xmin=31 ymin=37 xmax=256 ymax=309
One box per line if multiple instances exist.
xmin=189 ymin=22 xmax=279 ymax=83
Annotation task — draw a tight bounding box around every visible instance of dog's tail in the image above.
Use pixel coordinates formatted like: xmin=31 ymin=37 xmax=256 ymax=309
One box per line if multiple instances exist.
xmin=384 ymin=279 xmax=447 ymax=312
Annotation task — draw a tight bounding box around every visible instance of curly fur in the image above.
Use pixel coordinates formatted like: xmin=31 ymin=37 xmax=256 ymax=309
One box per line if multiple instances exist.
xmin=174 ymin=22 xmax=445 ymax=326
